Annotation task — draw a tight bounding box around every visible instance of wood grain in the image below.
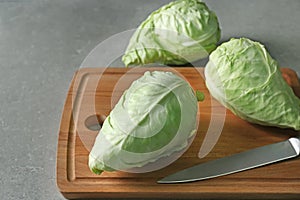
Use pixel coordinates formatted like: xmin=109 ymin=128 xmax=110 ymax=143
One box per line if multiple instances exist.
xmin=57 ymin=67 xmax=300 ymax=199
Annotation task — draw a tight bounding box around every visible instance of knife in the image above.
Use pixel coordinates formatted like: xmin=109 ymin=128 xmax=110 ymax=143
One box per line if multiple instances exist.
xmin=158 ymin=136 xmax=300 ymax=184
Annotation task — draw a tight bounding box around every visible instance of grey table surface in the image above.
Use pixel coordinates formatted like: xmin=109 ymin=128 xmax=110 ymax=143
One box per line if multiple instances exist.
xmin=0 ymin=0 xmax=299 ymax=199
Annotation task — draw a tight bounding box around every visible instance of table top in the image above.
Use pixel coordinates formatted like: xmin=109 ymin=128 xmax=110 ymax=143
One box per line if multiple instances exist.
xmin=1 ymin=0 xmax=299 ymax=199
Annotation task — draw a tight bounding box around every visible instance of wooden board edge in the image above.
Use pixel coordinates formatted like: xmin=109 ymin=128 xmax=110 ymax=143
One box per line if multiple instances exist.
xmin=56 ymin=68 xmax=114 ymax=194
xmin=56 ymin=69 xmax=88 ymax=193
xmin=60 ymin=187 xmax=300 ymax=200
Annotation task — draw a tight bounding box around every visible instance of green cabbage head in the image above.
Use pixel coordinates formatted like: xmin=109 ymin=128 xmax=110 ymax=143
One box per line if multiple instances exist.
xmin=205 ymin=38 xmax=300 ymax=130
xmin=122 ymin=0 xmax=221 ymax=66
xmin=89 ymin=71 xmax=198 ymax=174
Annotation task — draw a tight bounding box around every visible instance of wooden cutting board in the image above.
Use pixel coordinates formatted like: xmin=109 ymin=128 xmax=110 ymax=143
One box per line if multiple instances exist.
xmin=57 ymin=67 xmax=300 ymax=199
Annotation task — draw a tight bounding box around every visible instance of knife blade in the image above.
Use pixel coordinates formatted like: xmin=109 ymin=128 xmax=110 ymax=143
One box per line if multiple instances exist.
xmin=158 ymin=136 xmax=300 ymax=184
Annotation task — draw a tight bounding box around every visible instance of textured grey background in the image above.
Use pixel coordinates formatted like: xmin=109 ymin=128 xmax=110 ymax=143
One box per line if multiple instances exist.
xmin=0 ymin=0 xmax=299 ymax=199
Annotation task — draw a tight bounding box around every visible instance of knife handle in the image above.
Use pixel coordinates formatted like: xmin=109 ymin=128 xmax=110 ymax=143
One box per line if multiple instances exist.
xmin=289 ymin=137 xmax=300 ymax=156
